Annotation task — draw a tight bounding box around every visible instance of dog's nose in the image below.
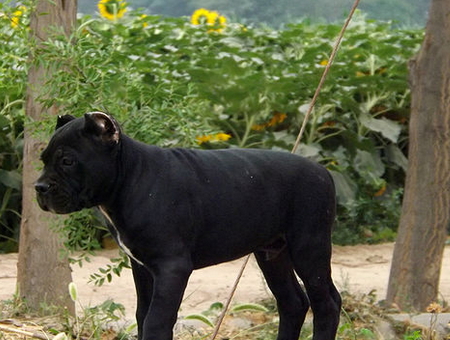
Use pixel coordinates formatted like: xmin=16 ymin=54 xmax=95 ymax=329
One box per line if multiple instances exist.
xmin=35 ymin=182 xmax=51 ymax=194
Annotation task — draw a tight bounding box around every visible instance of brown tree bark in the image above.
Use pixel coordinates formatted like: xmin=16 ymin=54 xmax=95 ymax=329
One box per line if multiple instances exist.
xmin=17 ymin=0 xmax=77 ymax=313
xmin=386 ymin=0 xmax=450 ymax=311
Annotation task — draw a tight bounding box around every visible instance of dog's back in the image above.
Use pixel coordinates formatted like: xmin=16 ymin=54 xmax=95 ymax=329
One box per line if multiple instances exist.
xmin=146 ymin=147 xmax=336 ymax=268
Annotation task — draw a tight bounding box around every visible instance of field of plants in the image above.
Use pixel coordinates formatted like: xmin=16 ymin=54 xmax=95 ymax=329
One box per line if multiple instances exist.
xmin=0 ymin=1 xmax=424 ymax=254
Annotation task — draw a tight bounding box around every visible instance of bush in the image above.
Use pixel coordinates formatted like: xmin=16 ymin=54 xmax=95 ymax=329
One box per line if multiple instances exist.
xmin=0 ymin=2 xmax=424 ymax=252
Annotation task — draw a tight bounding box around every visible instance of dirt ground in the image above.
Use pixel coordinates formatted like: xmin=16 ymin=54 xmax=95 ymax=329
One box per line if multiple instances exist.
xmin=1 ymin=243 xmax=449 ymax=321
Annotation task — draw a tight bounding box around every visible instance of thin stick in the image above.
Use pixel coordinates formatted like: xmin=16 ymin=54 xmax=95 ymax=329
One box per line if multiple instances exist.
xmin=291 ymin=0 xmax=361 ymax=154
xmin=210 ymin=1 xmax=361 ymax=339
xmin=210 ymin=254 xmax=251 ymax=339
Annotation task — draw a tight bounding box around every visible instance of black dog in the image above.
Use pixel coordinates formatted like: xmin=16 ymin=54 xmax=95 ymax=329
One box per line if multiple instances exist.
xmin=36 ymin=112 xmax=341 ymax=340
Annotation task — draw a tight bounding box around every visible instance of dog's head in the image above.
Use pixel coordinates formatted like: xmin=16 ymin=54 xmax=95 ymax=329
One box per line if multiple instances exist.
xmin=35 ymin=112 xmax=121 ymax=214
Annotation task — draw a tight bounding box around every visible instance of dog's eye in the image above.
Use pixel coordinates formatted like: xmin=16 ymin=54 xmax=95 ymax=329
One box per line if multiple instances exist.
xmin=61 ymin=157 xmax=74 ymax=166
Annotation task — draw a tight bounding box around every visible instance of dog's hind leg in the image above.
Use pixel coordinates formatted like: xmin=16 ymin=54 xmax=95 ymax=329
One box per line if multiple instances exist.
xmin=254 ymin=246 xmax=310 ymax=340
xmin=288 ymin=235 xmax=341 ymax=340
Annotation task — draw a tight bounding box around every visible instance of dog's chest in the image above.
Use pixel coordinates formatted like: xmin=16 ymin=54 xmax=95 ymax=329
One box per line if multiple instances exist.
xmin=99 ymin=207 xmax=144 ymax=266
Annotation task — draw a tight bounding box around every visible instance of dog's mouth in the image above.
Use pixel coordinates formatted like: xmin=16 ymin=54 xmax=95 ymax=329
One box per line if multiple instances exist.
xmin=35 ymin=182 xmax=82 ymax=215
xmin=37 ymin=199 xmax=50 ymax=212
xmin=37 ymin=194 xmax=78 ymax=214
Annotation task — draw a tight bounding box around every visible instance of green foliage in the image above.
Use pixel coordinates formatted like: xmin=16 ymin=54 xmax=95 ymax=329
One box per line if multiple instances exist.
xmin=231 ymin=303 xmax=269 ymax=313
xmin=36 ymin=12 xmax=216 ymax=147
xmin=0 ymin=282 xmax=134 ymax=340
xmin=60 ymin=210 xmax=104 ymax=254
xmin=0 ymin=1 xmax=29 ymax=252
xmin=0 ymin=1 xmax=425 ymax=254
xmin=403 ymin=330 xmax=423 ymax=340
xmin=89 ymin=251 xmax=131 ymax=286
xmin=53 ymin=209 xmax=106 ymax=268
xmin=333 ymin=189 xmax=403 ymax=245
xmin=338 ymin=323 xmax=377 ymax=339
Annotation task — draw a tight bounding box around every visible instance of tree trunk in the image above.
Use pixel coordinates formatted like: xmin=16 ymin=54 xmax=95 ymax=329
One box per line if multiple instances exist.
xmin=17 ymin=0 xmax=77 ymax=314
xmin=386 ymin=0 xmax=450 ymax=311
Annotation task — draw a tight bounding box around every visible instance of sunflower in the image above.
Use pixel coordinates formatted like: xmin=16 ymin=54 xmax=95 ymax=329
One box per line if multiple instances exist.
xmin=10 ymin=6 xmax=26 ymax=28
xmin=196 ymin=133 xmax=232 ymax=145
xmin=252 ymin=112 xmax=287 ymax=131
xmin=191 ymin=8 xmax=211 ymax=25
xmin=140 ymin=14 xmax=149 ymax=28
xmin=191 ymin=8 xmax=226 ymax=33
xmin=98 ymin=0 xmax=127 ymax=21
xmin=207 ymin=11 xmax=227 ymax=33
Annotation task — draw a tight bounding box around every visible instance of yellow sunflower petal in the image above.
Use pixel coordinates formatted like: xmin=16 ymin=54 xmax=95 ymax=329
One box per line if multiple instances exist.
xmin=374 ymin=184 xmax=386 ymax=197
xmin=196 ymin=135 xmax=212 ymax=144
xmin=10 ymin=6 xmax=26 ymax=28
xmin=191 ymin=8 xmax=211 ymax=25
xmin=215 ymin=133 xmax=231 ymax=141
xmin=98 ymin=0 xmax=127 ymax=21
xmin=207 ymin=10 xmax=219 ymax=25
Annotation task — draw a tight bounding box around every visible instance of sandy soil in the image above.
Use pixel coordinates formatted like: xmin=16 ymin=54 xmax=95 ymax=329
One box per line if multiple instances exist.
xmin=1 ymin=243 xmax=449 ymax=321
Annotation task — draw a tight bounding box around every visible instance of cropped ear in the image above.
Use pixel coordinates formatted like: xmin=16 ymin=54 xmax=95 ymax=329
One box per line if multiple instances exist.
xmin=56 ymin=115 xmax=76 ymax=130
xmin=84 ymin=112 xmax=121 ymax=143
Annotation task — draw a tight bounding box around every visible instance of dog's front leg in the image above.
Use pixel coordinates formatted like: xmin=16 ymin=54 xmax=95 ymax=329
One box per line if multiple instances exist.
xmin=131 ymin=260 xmax=154 ymax=340
xmin=141 ymin=257 xmax=193 ymax=340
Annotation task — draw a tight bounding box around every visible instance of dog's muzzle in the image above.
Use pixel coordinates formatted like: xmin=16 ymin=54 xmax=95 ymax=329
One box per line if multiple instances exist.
xmin=35 ymin=179 xmax=77 ymax=214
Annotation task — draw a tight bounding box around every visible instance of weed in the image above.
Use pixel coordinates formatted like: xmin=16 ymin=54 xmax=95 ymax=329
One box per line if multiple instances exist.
xmin=178 ymin=291 xmax=389 ymax=339
xmin=60 ymin=282 xmax=135 ymax=340
xmin=176 ymin=301 xmax=275 ymax=339
xmin=0 ymin=288 xmax=30 ymax=317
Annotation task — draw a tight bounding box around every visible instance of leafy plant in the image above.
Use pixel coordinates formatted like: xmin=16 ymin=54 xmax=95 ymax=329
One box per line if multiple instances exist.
xmin=184 ymin=301 xmax=269 ymax=329
xmin=89 ymin=251 xmax=131 ymax=286
xmin=180 ymin=301 xmax=272 ymax=339
xmin=404 ymin=330 xmax=423 ymax=340
xmin=63 ymin=282 xmax=134 ymax=340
